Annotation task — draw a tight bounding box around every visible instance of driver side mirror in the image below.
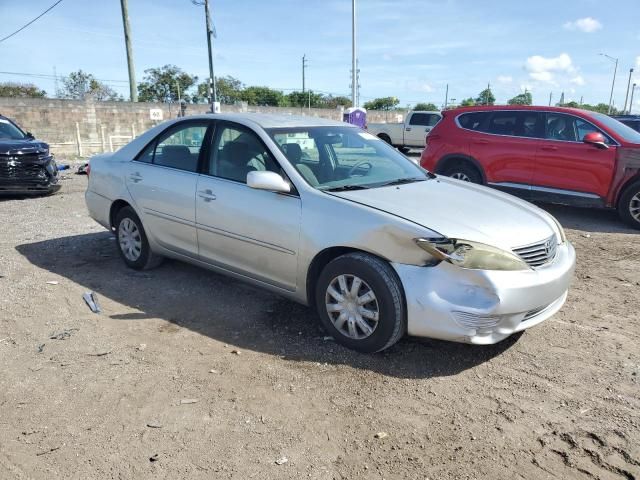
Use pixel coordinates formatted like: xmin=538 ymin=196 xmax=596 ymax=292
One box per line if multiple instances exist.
xmin=26 ymin=131 xmax=35 ymax=140
xmin=583 ymin=132 xmax=608 ymax=149
xmin=247 ymin=170 xmax=291 ymax=193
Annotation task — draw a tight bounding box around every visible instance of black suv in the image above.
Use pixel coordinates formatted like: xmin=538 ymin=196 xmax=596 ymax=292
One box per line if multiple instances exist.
xmin=0 ymin=114 xmax=59 ymax=195
xmin=612 ymin=115 xmax=640 ymax=133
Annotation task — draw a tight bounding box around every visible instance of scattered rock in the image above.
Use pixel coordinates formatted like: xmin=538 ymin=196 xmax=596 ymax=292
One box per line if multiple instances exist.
xmin=86 ymin=350 xmax=111 ymax=357
xmin=209 ymin=369 xmax=218 ymax=374
xmin=49 ymin=328 xmax=79 ymax=340
xmin=137 ymin=344 xmax=147 ymax=351
xmin=45 ymin=281 xmax=59 ymax=285
xmin=275 ymin=456 xmax=288 ymax=465
xmin=146 ymin=422 xmax=163 ymax=429
xmin=231 ymin=349 xmax=241 ymax=355
xmin=37 ymin=343 xmax=45 ymax=353
xmin=374 ymin=432 xmax=389 ymax=439
xmin=582 ymin=233 xmax=591 ymax=238
xmin=180 ymin=399 xmax=199 ymax=405
xmin=149 ymin=454 xmax=159 ymax=462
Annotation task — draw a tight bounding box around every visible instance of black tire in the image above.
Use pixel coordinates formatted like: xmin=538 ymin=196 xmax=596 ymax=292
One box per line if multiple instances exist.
xmin=315 ymin=252 xmax=405 ymax=353
xmin=378 ymin=134 xmax=392 ymax=145
xmin=442 ymin=161 xmax=483 ymax=184
xmin=114 ymin=206 xmax=163 ymax=270
xmin=617 ymin=181 xmax=640 ymax=230
xmin=399 ymin=146 xmax=411 ymax=154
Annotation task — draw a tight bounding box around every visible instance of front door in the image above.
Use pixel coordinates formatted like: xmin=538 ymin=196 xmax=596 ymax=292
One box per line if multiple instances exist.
xmin=195 ymin=121 xmax=301 ymax=291
xmin=532 ymin=112 xmax=617 ymax=201
xmin=405 ymin=113 xmax=440 ymax=147
xmin=125 ymin=121 xmax=210 ymax=257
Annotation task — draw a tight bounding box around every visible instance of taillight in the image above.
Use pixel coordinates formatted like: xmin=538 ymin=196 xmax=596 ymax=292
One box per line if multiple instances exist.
xmin=86 ymin=163 xmax=91 ymax=176
xmin=425 ymin=134 xmax=439 ymax=146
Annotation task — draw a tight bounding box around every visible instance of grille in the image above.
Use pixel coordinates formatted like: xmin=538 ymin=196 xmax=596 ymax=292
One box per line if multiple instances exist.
xmin=513 ymin=235 xmax=558 ymax=268
xmin=0 ymin=155 xmax=47 ymax=182
xmin=452 ymin=311 xmax=502 ymax=329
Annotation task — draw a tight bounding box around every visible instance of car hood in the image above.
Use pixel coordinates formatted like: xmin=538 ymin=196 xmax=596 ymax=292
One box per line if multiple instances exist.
xmin=0 ymin=139 xmax=48 ymax=156
xmin=329 ymin=177 xmax=558 ymax=251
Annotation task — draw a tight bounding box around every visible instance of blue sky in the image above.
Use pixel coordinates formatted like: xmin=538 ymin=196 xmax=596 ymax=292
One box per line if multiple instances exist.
xmin=1 ymin=0 xmax=639 ymax=110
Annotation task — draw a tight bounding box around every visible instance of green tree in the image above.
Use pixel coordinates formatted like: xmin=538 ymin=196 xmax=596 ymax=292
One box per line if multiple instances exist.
xmin=460 ymin=97 xmax=476 ymax=107
xmin=323 ymin=95 xmax=352 ymax=109
xmin=137 ymin=65 xmax=198 ymax=103
xmin=475 ymin=87 xmax=495 ymax=105
xmin=0 ymin=82 xmax=46 ymax=98
xmin=197 ymin=75 xmax=244 ymax=104
xmin=58 ymin=70 xmax=122 ymax=101
xmin=363 ymin=96 xmax=400 ymax=111
xmin=413 ymin=102 xmax=438 ymax=111
xmin=287 ymin=90 xmax=324 ymax=108
xmin=240 ymin=86 xmax=286 ymax=106
xmin=507 ymin=91 xmax=532 ymax=105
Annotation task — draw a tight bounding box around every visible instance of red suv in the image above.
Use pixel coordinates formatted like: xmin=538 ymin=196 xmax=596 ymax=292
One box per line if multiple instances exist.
xmin=421 ymin=105 xmax=640 ymax=229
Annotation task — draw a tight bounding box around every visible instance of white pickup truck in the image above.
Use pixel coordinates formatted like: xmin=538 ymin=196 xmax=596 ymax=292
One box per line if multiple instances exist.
xmin=368 ymin=111 xmax=441 ymax=151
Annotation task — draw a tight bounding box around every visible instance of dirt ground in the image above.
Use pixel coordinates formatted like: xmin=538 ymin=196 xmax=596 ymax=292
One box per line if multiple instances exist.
xmin=0 ymin=171 xmax=639 ymax=480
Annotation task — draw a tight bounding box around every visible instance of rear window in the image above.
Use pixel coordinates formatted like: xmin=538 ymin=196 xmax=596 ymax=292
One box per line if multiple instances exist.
xmin=457 ymin=112 xmax=490 ymax=131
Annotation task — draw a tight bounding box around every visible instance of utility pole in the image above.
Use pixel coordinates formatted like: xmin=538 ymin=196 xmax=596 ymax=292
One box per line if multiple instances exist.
xmin=302 ymin=54 xmax=307 ymax=93
xmin=351 ymin=0 xmax=357 ymax=107
xmin=205 ymin=0 xmax=217 ymax=111
xmin=444 ymin=83 xmax=449 ymax=110
xmin=600 ymin=53 xmax=618 ymax=114
xmin=549 ymin=92 xmax=553 ymax=106
xmin=120 ymin=0 xmax=138 ymax=102
xmin=630 ymin=84 xmax=637 ymax=115
xmin=624 ymin=68 xmax=634 ymax=114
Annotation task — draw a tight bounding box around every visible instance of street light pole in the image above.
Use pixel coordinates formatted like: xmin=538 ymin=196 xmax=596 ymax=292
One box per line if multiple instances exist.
xmin=600 ymin=53 xmax=618 ymax=114
xmin=624 ymin=68 xmax=634 ymax=114
xmin=351 ymin=0 xmax=357 ymax=107
xmin=630 ymin=84 xmax=637 ymax=115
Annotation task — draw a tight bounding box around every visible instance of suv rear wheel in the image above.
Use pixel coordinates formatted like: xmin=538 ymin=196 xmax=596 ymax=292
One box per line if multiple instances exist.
xmin=442 ymin=161 xmax=483 ymax=184
xmin=617 ymin=181 xmax=640 ymax=230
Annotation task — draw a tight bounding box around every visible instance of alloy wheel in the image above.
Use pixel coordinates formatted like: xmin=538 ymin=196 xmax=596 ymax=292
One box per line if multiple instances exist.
xmin=325 ymin=274 xmax=379 ymax=340
xmin=630 ymin=192 xmax=640 ymax=222
xmin=451 ymin=172 xmax=471 ymax=182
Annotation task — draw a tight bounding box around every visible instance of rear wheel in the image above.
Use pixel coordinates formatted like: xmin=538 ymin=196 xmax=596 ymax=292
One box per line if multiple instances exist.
xmin=378 ymin=134 xmax=392 ymax=145
xmin=442 ymin=161 xmax=483 ymax=184
xmin=617 ymin=181 xmax=640 ymax=230
xmin=114 ymin=206 xmax=163 ymax=270
xmin=315 ymin=253 xmax=405 ymax=353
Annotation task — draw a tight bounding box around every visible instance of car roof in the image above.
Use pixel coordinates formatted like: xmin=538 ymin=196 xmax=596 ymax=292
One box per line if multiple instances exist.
xmin=181 ymin=112 xmax=353 ymax=129
xmin=444 ymin=105 xmax=599 ymax=117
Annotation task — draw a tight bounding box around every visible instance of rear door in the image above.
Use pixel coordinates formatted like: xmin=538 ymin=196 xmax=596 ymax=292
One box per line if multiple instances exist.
xmin=466 ymin=110 xmax=541 ymax=192
xmin=195 ymin=121 xmax=301 ymax=291
xmin=532 ymin=112 xmax=617 ymax=202
xmin=125 ymin=120 xmax=210 ymax=257
xmin=404 ymin=113 xmax=440 ymax=147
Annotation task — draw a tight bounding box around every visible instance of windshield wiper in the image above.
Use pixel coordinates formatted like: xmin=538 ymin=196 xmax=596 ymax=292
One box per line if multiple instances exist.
xmin=323 ymin=184 xmax=370 ymax=192
xmin=377 ymin=177 xmax=428 ymax=187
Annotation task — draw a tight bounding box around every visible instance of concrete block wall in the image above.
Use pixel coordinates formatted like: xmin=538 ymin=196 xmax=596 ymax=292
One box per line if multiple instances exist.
xmin=0 ymin=97 xmax=408 ymax=158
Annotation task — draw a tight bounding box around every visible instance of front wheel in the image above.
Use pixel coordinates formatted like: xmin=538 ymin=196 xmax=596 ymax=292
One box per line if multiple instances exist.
xmin=315 ymin=253 xmax=405 ymax=353
xmin=114 ymin=206 xmax=163 ymax=270
xmin=617 ymin=181 xmax=640 ymax=230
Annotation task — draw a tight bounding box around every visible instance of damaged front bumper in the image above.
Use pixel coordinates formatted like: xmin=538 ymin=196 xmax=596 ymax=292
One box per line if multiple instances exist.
xmin=0 ymin=155 xmax=60 ymax=195
xmin=393 ymin=241 xmax=576 ymax=344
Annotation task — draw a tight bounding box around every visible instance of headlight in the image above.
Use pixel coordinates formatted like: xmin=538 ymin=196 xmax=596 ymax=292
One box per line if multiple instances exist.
xmin=415 ymin=238 xmax=530 ymax=271
xmin=45 ymin=159 xmax=57 ymax=175
xmin=549 ymin=215 xmax=567 ymax=243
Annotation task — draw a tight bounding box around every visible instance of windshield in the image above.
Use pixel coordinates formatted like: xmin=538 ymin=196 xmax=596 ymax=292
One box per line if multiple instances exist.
xmin=267 ymin=126 xmax=429 ymax=190
xmin=589 ymin=112 xmax=640 ymax=144
xmin=0 ymin=118 xmax=27 ymax=140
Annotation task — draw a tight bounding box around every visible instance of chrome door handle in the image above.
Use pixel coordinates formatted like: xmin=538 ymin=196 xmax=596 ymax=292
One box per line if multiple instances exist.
xmin=129 ymin=172 xmax=142 ymax=183
xmin=198 ymin=189 xmax=217 ymax=202
xmin=405 ymin=127 xmax=412 ymax=131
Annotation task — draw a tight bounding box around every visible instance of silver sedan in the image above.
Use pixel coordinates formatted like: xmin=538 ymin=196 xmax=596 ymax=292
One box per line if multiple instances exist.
xmin=85 ymin=114 xmax=575 ymax=352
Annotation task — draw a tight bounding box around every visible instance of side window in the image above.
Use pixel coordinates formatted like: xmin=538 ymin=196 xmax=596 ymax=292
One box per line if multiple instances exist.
xmin=520 ymin=113 xmax=541 ymax=138
xmin=152 ymin=123 xmax=208 ymax=172
xmin=575 ymin=118 xmax=613 ymax=144
xmin=486 ymin=112 xmax=518 ymax=136
xmin=545 ymin=113 xmax=578 ymax=142
xmin=409 ymin=113 xmax=430 ymax=126
xmin=273 ymin=132 xmax=320 ymax=165
xmin=209 ymin=124 xmax=281 ymax=183
xmin=458 ymin=112 xmax=490 ymax=131
xmin=136 ymin=141 xmax=155 ymax=163
xmin=426 ymin=114 xmax=441 ymax=127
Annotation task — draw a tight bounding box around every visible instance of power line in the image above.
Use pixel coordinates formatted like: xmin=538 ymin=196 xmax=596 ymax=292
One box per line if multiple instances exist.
xmin=0 ymin=0 xmax=64 ymax=44
xmin=0 ymin=70 xmax=130 ymax=84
